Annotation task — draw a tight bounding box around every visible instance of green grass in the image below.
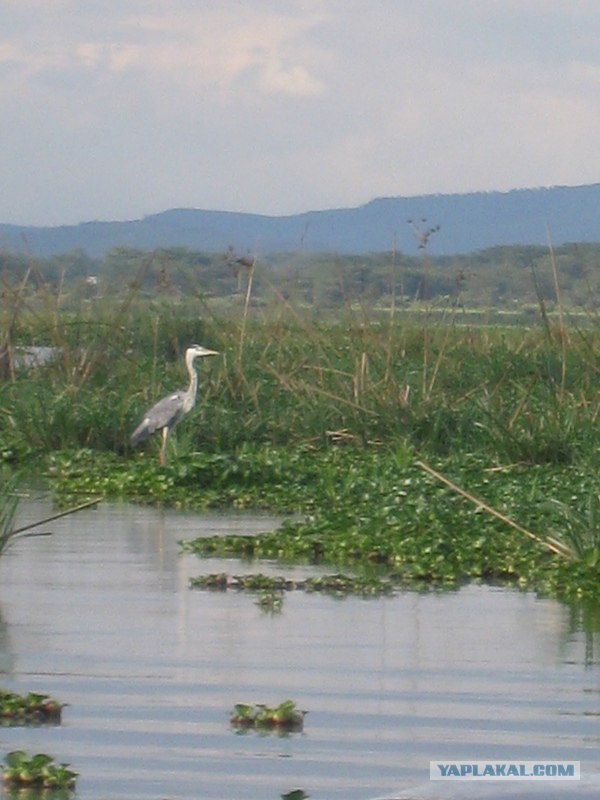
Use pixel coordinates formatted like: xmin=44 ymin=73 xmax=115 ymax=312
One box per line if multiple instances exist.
xmin=3 ymin=281 xmax=600 ymax=464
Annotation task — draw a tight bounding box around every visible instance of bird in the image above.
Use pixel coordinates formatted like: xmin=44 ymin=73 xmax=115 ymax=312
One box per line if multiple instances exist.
xmin=130 ymin=344 xmax=218 ymax=466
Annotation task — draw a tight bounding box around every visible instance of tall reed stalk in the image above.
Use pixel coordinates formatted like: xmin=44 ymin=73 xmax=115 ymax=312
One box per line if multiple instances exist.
xmin=238 ymin=255 xmax=256 ymax=362
xmin=546 ymin=226 xmax=568 ymax=401
xmin=0 ymin=475 xmax=20 ymax=554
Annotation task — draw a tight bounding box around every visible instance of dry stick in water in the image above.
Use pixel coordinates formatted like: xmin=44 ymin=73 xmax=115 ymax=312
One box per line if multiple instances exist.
xmin=415 ymin=460 xmax=573 ymax=560
xmin=10 ymin=496 xmax=102 ymax=537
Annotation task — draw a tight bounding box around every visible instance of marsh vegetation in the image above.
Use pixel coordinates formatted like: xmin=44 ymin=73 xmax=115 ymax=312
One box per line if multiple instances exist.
xmin=3 ymin=247 xmax=600 ymax=605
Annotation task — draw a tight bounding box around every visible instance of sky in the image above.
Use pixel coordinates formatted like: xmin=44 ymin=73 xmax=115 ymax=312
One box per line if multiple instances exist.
xmin=2 ymin=0 xmax=600 ymax=226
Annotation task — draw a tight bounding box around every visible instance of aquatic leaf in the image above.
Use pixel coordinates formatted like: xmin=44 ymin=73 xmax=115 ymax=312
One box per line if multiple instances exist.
xmin=2 ymin=751 xmax=77 ymax=789
xmin=4 ymin=751 xmax=27 ymax=769
xmin=29 ymin=753 xmax=53 ymax=771
xmin=230 ymin=700 xmax=305 ymax=732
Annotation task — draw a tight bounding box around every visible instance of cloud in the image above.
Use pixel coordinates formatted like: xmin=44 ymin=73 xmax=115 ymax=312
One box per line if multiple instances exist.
xmin=1 ymin=1 xmax=600 ymax=225
xmin=1 ymin=3 xmax=328 ymax=98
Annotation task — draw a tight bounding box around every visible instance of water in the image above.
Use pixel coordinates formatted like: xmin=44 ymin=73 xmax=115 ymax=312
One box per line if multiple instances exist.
xmin=0 ymin=499 xmax=599 ymax=799
xmin=10 ymin=346 xmax=60 ymax=370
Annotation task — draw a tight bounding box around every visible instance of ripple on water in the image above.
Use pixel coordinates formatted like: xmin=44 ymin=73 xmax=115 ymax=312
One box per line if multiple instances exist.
xmin=0 ymin=500 xmax=598 ymax=799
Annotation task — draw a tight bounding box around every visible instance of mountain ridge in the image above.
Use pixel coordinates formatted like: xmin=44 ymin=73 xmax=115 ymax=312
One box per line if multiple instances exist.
xmin=1 ymin=183 xmax=599 ymax=258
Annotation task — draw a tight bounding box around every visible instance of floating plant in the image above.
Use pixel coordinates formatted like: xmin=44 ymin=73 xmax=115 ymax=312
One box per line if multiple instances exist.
xmin=254 ymin=589 xmax=284 ymax=613
xmin=0 ymin=690 xmax=64 ymax=726
xmin=190 ymin=572 xmax=394 ymax=598
xmin=303 ymin=573 xmax=394 ymax=596
xmin=2 ymin=751 xmax=77 ymax=790
xmin=190 ymin=572 xmax=294 ymax=592
xmin=230 ymin=700 xmax=306 ymax=732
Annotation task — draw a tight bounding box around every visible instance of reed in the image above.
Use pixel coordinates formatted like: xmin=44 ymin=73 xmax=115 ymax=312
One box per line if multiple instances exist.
xmin=3 ymin=258 xmax=600 ymax=469
xmin=0 ymin=474 xmax=20 ymax=554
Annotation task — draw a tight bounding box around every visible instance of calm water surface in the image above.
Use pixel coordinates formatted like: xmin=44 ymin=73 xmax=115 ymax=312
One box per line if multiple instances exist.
xmin=0 ymin=499 xmax=599 ymax=800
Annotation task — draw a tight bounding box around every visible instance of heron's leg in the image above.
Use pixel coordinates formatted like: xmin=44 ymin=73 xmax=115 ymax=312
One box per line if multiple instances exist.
xmin=159 ymin=427 xmax=169 ymax=467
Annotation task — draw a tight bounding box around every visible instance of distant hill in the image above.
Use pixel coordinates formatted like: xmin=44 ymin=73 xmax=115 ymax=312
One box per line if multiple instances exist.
xmin=1 ymin=183 xmax=600 ymax=258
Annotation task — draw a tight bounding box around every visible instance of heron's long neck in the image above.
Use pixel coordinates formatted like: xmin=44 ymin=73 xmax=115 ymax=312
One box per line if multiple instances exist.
xmin=183 ymin=354 xmax=199 ymax=411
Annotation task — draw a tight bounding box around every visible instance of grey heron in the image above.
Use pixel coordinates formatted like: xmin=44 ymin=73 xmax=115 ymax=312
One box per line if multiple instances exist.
xmin=130 ymin=344 xmax=218 ymax=466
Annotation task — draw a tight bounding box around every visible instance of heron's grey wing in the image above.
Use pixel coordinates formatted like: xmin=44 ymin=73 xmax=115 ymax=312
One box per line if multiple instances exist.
xmin=130 ymin=390 xmax=185 ymax=446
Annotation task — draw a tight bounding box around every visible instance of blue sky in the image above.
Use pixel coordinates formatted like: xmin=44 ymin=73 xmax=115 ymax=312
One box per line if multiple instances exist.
xmin=2 ymin=0 xmax=600 ymax=225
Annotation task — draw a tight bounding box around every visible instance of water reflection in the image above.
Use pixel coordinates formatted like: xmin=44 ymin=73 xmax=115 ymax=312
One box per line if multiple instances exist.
xmin=392 ymin=777 xmax=600 ymax=800
xmin=0 ymin=499 xmax=598 ymax=800
xmin=0 ymin=608 xmax=14 ymax=675
xmin=565 ymin=602 xmax=600 ymax=668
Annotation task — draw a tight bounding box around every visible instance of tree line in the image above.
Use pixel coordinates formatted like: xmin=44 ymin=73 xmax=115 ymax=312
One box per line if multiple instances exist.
xmin=2 ymin=241 xmax=600 ymax=310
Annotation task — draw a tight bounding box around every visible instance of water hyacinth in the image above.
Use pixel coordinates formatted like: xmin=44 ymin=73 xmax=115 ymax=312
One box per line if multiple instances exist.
xmin=230 ymin=700 xmax=306 ymax=732
xmin=2 ymin=750 xmax=77 ymax=790
xmin=189 ymin=572 xmax=394 ymax=598
xmin=0 ymin=690 xmax=63 ymax=726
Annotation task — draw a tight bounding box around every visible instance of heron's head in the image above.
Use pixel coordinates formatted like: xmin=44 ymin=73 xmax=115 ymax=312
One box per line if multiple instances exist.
xmin=186 ymin=344 xmax=219 ymax=360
